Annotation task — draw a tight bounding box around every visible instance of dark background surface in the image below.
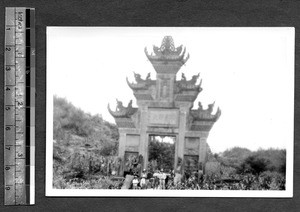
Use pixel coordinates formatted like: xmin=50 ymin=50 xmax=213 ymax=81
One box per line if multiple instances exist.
xmin=0 ymin=0 xmax=299 ymax=211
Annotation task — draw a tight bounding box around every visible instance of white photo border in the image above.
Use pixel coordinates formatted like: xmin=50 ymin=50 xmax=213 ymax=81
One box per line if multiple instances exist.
xmin=46 ymin=27 xmax=294 ymax=197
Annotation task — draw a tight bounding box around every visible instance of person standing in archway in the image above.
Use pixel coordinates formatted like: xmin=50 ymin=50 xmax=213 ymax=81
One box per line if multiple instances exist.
xmin=160 ymin=168 xmax=167 ymax=189
xmin=132 ymin=176 xmax=139 ymax=190
xmin=174 ymin=159 xmax=183 ymax=186
xmin=140 ymin=169 xmax=147 ymax=189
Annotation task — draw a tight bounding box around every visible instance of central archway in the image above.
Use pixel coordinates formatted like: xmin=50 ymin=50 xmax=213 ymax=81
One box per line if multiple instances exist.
xmin=148 ymin=135 xmax=176 ymax=173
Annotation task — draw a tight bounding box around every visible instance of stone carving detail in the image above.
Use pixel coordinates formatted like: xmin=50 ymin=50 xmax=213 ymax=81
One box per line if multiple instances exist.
xmin=135 ymin=72 xmax=151 ymax=83
xmin=107 ymin=99 xmax=137 ymax=118
xmin=126 ymin=72 xmax=154 ymax=90
xmin=190 ymin=101 xmax=221 ymax=121
xmin=144 ymin=36 xmax=190 ymax=64
xmin=176 ymin=73 xmax=202 ymax=92
xmin=148 ymin=109 xmax=179 ymax=126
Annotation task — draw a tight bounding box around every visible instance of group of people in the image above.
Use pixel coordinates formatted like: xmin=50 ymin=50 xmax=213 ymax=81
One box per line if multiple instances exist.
xmin=131 ymin=169 xmax=171 ymax=190
xmin=129 ymin=167 xmax=202 ymax=190
xmin=127 ymin=169 xmax=286 ymax=190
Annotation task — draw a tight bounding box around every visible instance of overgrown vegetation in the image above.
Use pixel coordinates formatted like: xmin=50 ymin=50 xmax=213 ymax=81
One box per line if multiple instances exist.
xmin=53 ymin=96 xmax=119 ymax=188
xmin=204 ymin=147 xmax=286 ymax=190
xmin=211 ymin=147 xmax=286 ymax=176
xmin=53 ymin=96 xmax=286 ymax=190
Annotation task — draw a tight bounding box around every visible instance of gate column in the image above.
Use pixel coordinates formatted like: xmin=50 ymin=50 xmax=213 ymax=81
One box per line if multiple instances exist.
xmin=177 ymin=108 xmax=185 ymax=163
xmin=199 ymin=132 xmax=209 ymax=171
xmin=139 ymin=105 xmax=148 ymax=169
xmin=118 ymin=130 xmax=126 ymax=159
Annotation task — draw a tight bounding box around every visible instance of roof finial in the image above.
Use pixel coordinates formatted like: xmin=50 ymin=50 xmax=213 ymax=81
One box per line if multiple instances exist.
xmin=160 ymin=36 xmax=175 ymax=53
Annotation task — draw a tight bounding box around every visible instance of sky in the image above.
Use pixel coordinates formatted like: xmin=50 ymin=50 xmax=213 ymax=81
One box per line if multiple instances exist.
xmin=47 ymin=27 xmax=294 ymax=153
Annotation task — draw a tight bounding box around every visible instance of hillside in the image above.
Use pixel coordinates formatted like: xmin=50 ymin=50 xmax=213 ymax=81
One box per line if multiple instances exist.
xmin=53 ymin=95 xmax=119 ymax=154
xmin=53 ymin=96 xmax=121 ymax=188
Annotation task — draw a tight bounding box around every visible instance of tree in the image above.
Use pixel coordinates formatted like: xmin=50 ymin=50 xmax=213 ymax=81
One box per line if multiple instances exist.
xmin=148 ymin=138 xmax=175 ymax=171
xmin=217 ymin=147 xmax=252 ymax=169
xmin=239 ymin=154 xmax=271 ymax=174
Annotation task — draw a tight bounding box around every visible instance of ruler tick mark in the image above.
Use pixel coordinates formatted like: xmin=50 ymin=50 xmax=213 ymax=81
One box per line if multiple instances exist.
xmin=5 ymin=7 xmax=36 ymax=206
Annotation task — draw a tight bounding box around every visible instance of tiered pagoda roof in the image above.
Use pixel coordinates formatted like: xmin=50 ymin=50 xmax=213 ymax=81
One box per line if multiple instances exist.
xmin=108 ymin=36 xmax=221 ymax=131
xmin=144 ymin=36 xmax=190 ymax=64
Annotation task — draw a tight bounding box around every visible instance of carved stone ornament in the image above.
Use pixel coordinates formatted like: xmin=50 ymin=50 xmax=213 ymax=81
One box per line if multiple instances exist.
xmin=144 ymin=36 xmax=190 ymax=64
xmin=176 ymin=73 xmax=202 ymax=92
xmin=107 ymin=99 xmax=137 ymax=118
xmin=126 ymin=72 xmax=155 ymax=90
xmin=190 ymin=101 xmax=221 ymax=121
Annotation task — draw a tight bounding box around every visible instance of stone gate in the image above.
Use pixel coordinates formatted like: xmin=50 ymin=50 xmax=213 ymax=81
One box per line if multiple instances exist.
xmin=108 ymin=36 xmax=221 ymax=175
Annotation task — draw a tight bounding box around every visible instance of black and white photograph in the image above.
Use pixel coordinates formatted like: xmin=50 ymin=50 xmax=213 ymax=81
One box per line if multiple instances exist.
xmin=46 ymin=27 xmax=294 ymax=197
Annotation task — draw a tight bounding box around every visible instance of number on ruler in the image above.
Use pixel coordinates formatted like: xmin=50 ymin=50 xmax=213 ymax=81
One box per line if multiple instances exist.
xmin=17 ymin=101 xmax=23 ymax=106
xmin=6 ymin=66 xmax=11 ymax=71
xmin=6 ymin=47 xmax=11 ymax=51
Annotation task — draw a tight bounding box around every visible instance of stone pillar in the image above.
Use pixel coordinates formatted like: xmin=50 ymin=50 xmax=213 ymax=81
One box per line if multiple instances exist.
xmin=174 ymin=135 xmax=179 ymax=171
xmin=199 ymin=132 xmax=209 ymax=172
xmin=118 ymin=130 xmax=126 ymax=159
xmin=143 ymin=133 xmax=149 ymax=170
xmin=177 ymin=107 xmax=188 ymax=165
xmin=118 ymin=130 xmax=126 ymax=176
xmin=139 ymin=105 xmax=148 ymax=169
xmin=199 ymin=138 xmax=207 ymax=163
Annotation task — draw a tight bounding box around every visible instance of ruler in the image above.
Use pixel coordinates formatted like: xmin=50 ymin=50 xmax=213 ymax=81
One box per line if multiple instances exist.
xmin=4 ymin=7 xmax=35 ymax=205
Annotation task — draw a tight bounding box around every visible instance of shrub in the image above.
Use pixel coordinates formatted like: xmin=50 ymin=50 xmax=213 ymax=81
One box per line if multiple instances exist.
xmin=218 ymin=147 xmax=252 ymax=169
xmin=259 ymin=171 xmax=285 ymax=190
xmin=205 ymin=162 xmax=221 ymax=177
xmin=239 ymin=154 xmax=270 ymax=174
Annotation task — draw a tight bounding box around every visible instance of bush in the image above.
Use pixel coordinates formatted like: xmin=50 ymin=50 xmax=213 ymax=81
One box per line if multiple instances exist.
xmin=240 ymin=154 xmax=270 ymax=174
xmin=259 ymin=171 xmax=285 ymax=190
xmin=205 ymin=162 xmax=221 ymax=176
xmin=217 ymin=147 xmax=252 ymax=169
xmin=216 ymin=147 xmax=286 ymax=177
xmin=238 ymin=149 xmax=286 ymax=175
xmin=255 ymin=149 xmax=286 ymax=174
